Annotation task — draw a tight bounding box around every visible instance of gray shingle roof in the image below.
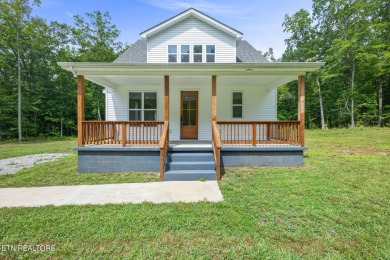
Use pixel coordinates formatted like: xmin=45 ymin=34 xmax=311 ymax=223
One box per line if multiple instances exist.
xmin=113 ymin=39 xmax=147 ymax=63
xmin=113 ymin=39 xmax=268 ymax=63
xmin=236 ymin=40 xmax=268 ymax=62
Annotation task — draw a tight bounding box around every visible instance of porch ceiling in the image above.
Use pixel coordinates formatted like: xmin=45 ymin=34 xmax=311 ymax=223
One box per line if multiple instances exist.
xmin=58 ymin=62 xmax=324 ymax=89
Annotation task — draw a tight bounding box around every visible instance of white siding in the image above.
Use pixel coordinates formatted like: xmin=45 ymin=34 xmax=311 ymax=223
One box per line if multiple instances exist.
xmin=147 ymin=17 xmax=236 ymax=63
xmin=105 ymin=76 xmax=278 ymax=141
xmin=105 ymin=86 xmax=164 ymax=121
xmin=217 ymin=84 xmax=277 ymax=121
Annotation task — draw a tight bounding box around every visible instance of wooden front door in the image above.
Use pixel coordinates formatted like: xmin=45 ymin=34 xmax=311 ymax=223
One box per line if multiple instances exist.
xmin=180 ymin=91 xmax=198 ymax=139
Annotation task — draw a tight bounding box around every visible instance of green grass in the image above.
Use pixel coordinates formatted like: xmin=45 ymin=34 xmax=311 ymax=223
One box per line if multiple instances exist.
xmin=0 ymin=139 xmax=159 ymax=186
xmin=0 ymin=156 xmax=159 ymax=187
xmin=0 ymin=128 xmax=389 ymax=258
xmin=0 ymin=138 xmax=77 ymax=159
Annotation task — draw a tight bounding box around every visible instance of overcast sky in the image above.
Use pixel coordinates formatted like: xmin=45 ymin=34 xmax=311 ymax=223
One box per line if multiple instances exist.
xmin=32 ymin=0 xmax=313 ymax=58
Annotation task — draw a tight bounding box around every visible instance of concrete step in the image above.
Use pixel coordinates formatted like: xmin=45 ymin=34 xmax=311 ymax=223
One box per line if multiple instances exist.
xmin=167 ymin=153 xmax=214 ymax=162
xmin=166 ymin=161 xmax=216 ymax=171
xmin=164 ymin=170 xmax=217 ymax=181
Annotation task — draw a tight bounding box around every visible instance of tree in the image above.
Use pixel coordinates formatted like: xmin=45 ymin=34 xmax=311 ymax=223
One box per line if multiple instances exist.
xmin=69 ymin=11 xmax=123 ymax=121
xmin=0 ymin=0 xmax=41 ymax=141
xmin=282 ymin=9 xmax=327 ymax=129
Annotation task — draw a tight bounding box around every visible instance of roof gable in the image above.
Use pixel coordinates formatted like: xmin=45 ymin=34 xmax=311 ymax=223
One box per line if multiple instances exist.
xmin=140 ymin=8 xmax=243 ymax=39
xmin=113 ymin=39 xmax=269 ymax=63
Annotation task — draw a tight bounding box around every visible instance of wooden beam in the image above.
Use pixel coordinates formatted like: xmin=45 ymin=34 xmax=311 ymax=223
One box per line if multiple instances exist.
xmin=164 ymin=75 xmax=169 ymax=121
xmin=252 ymin=123 xmax=257 ymax=147
xmin=77 ymin=75 xmax=85 ymax=147
xmin=298 ymin=75 xmax=305 ymax=146
xmin=212 ymin=75 xmax=217 ymax=121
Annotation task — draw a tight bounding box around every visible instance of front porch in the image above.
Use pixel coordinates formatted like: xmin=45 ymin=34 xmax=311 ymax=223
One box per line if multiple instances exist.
xmin=57 ymin=62 xmax=324 ymax=180
xmin=76 ymin=119 xmax=306 ymax=180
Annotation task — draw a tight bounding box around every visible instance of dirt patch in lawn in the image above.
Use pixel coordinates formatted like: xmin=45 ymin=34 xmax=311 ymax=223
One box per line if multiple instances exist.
xmin=0 ymin=153 xmax=70 ymax=175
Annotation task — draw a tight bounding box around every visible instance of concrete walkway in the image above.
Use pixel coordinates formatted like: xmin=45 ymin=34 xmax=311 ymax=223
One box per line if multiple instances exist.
xmin=0 ymin=181 xmax=223 ymax=208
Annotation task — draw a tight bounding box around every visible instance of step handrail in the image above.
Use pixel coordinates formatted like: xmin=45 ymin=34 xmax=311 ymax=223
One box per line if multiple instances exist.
xmin=159 ymin=121 xmax=169 ymax=181
xmin=212 ymin=121 xmax=222 ymax=180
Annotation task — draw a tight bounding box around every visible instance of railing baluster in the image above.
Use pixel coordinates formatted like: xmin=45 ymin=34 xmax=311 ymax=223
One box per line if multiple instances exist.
xmin=215 ymin=120 xmax=300 ymax=146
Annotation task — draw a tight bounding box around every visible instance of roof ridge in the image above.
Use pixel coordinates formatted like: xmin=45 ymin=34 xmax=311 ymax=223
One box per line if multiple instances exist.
xmin=140 ymin=8 xmax=242 ymax=38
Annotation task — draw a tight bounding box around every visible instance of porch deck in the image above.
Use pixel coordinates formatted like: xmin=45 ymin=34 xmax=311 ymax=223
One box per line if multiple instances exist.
xmin=76 ymin=120 xmax=306 ymax=179
xmin=76 ymin=140 xmax=306 ymax=175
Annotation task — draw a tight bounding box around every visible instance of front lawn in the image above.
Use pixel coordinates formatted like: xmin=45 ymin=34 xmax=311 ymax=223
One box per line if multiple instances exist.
xmin=0 ymin=128 xmax=389 ymax=258
xmin=0 ymin=138 xmax=77 ymax=159
xmin=0 ymin=139 xmax=159 ymax=186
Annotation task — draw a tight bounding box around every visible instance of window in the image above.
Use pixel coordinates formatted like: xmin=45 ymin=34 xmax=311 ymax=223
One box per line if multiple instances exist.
xmin=181 ymin=45 xmax=190 ymax=62
xmin=232 ymin=92 xmax=243 ymax=118
xmin=129 ymin=92 xmax=157 ymax=121
xmin=168 ymin=45 xmax=177 ymax=63
xmin=193 ymin=45 xmax=202 ymax=63
xmin=206 ymin=45 xmax=215 ymax=62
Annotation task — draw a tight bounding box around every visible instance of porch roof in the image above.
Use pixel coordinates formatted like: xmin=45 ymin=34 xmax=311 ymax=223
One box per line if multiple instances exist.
xmin=58 ymin=62 xmax=324 ymax=89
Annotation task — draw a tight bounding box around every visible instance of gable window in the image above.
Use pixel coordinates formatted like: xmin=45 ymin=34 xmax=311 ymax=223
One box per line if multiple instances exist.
xmin=193 ymin=45 xmax=202 ymax=63
xmin=168 ymin=45 xmax=177 ymax=63
xmin=206 ymin=45 xmax=215 ymax=62
xmin=232 ymin=92 xmax=243 ymax=118
xmin=181 ymin=45 xmax=190 ymax=62
xmin=129 ymin=92 xmax=157 ymax=121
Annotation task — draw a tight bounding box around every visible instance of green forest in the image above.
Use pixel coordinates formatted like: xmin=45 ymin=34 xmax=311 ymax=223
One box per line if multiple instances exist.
xmin=0 ymin=0 xmax=389 ymax=140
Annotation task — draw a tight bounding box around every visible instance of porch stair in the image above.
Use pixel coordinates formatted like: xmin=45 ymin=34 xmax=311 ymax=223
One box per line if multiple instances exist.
xmin=164 ymin=152 xmax=217 ymax=181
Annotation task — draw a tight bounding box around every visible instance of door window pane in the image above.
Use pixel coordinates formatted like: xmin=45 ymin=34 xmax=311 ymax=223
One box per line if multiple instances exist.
xmin=189 ymin=98 xmax=197 ymax=109
xmin=189 ymin=110 xmax=197 ymax=125
xmin=182 ymin=110 xmax=189 ymax=125
xmin=183 ymin=99 xmax=189 ymax=109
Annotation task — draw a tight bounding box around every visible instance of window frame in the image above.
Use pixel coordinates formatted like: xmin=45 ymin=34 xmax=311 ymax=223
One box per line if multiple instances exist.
xmin=206 ymin=45 xmax=215 ymax=63
xmin=232 ymin=91 xmax=243 ymax=118
xmin=180 ymin=44 xmax=190 ymax=63
xmin=129 ymin=91 xmax=158 ymax=121
xmin=168 ymin=45 xmax=177 ymax=63
xmin=193 ymin=45 xmax=203 ymax=63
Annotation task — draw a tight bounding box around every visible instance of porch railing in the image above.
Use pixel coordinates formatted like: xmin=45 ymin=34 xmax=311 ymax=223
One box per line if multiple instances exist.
xmin=212 ymin=121 xmax=222 ymax=180
xmin=216 ymin=120 xmax=301 ymax=146
xmin=159 ymin=121 xmax=169 ymax=181
xmin=82 ymin=121 xmax=165 ymax=146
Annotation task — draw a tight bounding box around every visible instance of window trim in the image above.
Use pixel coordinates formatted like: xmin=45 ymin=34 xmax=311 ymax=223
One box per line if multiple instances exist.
xmin=232 ymin=91 xmax=243 ymax=118
xmin=129 ymin=91 xmax=158 ymax=121
xmin=180 ymin=44 xmax=190 ymax=63
xmin=193 ymin=44 xmax=203 ymax=63
xmin=206 ymin=45 xmax=216 ymax=63
xmin=168 ymin=45 xmax=177 ymax=63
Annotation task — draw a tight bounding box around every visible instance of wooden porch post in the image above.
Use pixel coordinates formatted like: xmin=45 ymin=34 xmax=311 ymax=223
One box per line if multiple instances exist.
xmin=164 ymin=75 xmax=169 ymax=121
xmin=298 ymin=75 xmax=305 ymax=146
xmin=212 ymin=75 xmax=217 ymax=121
xmin=77 ymin=75 xmax=85 ymax=147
